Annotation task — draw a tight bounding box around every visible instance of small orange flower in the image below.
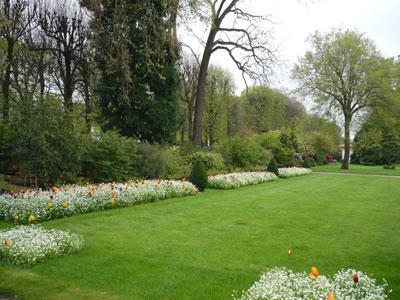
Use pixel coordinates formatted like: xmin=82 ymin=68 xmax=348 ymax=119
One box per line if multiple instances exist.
xmin=111 ymin=191 xmax=117 ymax=197
xmin=310 ymin=267 xmax=320 ymax=279
xmin=4 ymin=239 xmax=12 ymax=246
xmin=51 ymin=186 xmax=58 ymax=193
xmin=327 ymin=292 xmax=335 ymax=300
xmin=89 ymin=188 xmax=97 ymax=196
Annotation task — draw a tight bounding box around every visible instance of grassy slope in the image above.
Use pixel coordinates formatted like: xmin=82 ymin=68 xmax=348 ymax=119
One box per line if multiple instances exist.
xmin=0 ymin=175 xmax=399 ymax=299
xmin=312 ymin=163 xmax=400 ymax=176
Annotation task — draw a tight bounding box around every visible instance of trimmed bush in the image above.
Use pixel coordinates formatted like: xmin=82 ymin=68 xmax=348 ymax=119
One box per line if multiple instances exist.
xmin=303 ymin=159 xmax=311 ymax=169
xmin=188 ymin=160 xmax=208 ymax=192
xmin=267 ymin=158 xmax=279 ymax=176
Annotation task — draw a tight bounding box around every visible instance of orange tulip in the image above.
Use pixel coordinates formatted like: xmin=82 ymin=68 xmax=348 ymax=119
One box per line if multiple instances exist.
xmin=327 ymin=292 xmax=335 ymax=300
xmin=4 ymin=239 xmax=12 ymax=246
xmin=310 ymin=267 xmax=320 ymax=279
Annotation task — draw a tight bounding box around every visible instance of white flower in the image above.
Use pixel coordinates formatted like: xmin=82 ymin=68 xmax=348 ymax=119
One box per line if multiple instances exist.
xmin=0 ymin=225 xmax=83 ymax=266
xmin=234 ymin=267 xmax=388 ymax=300
xmin=208 ymin=172 xmax=278 ymax=189
xmin=278 ymin=167 xmax=312 ymax=178
xmin=0 ymin=180 xmax=198 ymax=224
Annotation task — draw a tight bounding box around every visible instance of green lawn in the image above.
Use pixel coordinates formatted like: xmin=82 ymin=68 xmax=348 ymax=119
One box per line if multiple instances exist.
xmin=1 ymin=174 xmax=399 ymax=299
xmin=312 ymin=163 xmax=400 ymax=176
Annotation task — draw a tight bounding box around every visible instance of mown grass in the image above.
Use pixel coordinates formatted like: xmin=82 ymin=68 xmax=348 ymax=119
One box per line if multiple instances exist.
xmin=312 ymin=163 xmax=400 ymax=176
xmin=0 ymin=174 xmax=399 ymax=299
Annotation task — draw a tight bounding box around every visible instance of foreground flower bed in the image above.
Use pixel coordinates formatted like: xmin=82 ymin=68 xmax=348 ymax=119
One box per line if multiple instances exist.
xmin=0 ymin=225 xmax=83 ymax=266
xmin=0 ymin=180 xmax=197 ymax=224
xmin=234 ymin=267 xmax=389 ymax=300
xmin=278 ymin=167 xmax=312 ymax=178
xmin=208 ymin=172 xmax=278 ymax=189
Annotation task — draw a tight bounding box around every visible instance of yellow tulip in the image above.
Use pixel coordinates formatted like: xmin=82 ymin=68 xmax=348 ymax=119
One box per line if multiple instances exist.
xmin=63 ymin=201 xmax=69 ymax=208
xmin=111 ymin=198 xmax=116 ymax=206
xmin=28 ymin=215 xmax=36 ymax=223
xmin=48 ymin=202 xmax=54 ymax=209
xmin=14 ymin=215 xmax=19 ymax=221
xmin=4 ymin=239 xmax=12 ymax=246
xmin=328 ymin=292 xmax=335 ymax=300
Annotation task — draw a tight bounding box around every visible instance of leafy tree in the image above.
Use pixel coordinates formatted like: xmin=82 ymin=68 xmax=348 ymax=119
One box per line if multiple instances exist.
xmin=293 ymin=29 xmax=384 ymax=169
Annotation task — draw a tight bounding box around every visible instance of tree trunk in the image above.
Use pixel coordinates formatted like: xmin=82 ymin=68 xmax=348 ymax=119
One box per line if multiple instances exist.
xmin=2 ymin=39 xmax=14 ymax=122
xmin=187 ymin=95 xmax=194 ymax=140
xmin=64 ymin=53 xmax=74 ymax=111
xmin=193 ymin=29 xmax=217 ymax=146
xmin=341 ymin=116 xmax=352 ymax=169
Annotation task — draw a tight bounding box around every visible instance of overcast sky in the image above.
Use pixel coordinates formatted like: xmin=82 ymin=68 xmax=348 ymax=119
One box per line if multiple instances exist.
xmin=180 ymin=0 xmax=400 ymax=99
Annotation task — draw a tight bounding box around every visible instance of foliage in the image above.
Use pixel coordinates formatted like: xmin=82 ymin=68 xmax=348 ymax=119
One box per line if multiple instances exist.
xmin=267 ymin=158 xmax=279 ymax=176
xmin=7 ymin=96 xmax=84 ymax=185
xmin=0 ymin=225 xmax=83 ymax=266
xmin=257 ymin=131 xmax=295 ymax=167
xmin=208 ymin=172 xmax=277 ymax=190
xmin=0 ymin=180 xmax=198 ymax=224
xmin=190 ymin=151 xmax=225 ymax=172
xmin=293 ymin=29 xmax=385 ymax=169
xmin=89 ymin=0 xmax=181 ymax=143
xmin=217 ymin=136 xmax=267 ymax=170
xmin=303 ymin=159 xmax=311 ymax=169
xmin=235 ymin=267 xmax=388 ymax=300
xmin=82 ymin=131 xmax=138 ymax=183
xmin=188 ymin=159 xmax=208 ymax=192
xmin=242 ymin=86 xmax=305 ymax=132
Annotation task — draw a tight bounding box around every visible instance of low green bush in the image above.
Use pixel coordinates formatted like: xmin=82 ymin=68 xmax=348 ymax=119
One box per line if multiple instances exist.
xmin=303 ymin=159 xmax=311 ymax=169
xmin=190 ymin=151 xmax=225 ymax=171
xmin=267 ymin=158 xmax=279 ymax=176
xmin=188 ymin=160 xmax=208 ymax=192
xmin=82 ymin=131 xmax=137 ymax=182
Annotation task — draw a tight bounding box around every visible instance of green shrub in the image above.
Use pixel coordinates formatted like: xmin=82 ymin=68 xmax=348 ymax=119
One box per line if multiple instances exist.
xmin=135 ymin=143 xmax=166 ymax=179
xmin=190 ymin=151 xmax=225 ymax=171
xmin=164 ymin=147 xmax=190 ymax=179
xmin=188 ymin=160 xmax=208 ymax=192
xmin=267 ymin=158 xmax=279 ymax=176
xmin=303 ymin=159 xmax=311 ymax=169
xmin=82 ymin=130 xmax=137 ymax=182
xmin=217 ymin=136 xmax=265 ymax=170
xmin=256 ymin=131 xmax=295 ymax=167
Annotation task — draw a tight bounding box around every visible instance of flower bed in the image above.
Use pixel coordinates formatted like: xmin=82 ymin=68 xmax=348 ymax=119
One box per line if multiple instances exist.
xmin=234 ymin=267 xmax=389 ymax=300
xmin=0 ymin=225 xmax=83 ymax=266
xmin=0 ymin=180 xmax=198 ymax=224
xmin=208 ymin=172 xmax=278 ymax=189
xmin=278 ymin=167 xmax=312 ymax=178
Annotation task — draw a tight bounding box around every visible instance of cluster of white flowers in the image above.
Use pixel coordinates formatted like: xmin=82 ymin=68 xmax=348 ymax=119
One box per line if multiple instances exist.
xmin=0 ymin=225 xmax=83 ymax=266
xmin=0 ymin=180 xmax=198 ymax=224
xmin=278 ymin=167 xmax=312 ymax=178
xmin=234 ymin=267 xmax=389 ymax=300
xmin=208 ymin=172 xmax=278 ymax=189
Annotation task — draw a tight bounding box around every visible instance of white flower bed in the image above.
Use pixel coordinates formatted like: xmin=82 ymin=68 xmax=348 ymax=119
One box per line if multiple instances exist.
xmin=278 ymin=167 xmax=312 ymax=178
xmin=234 ymin=267 xmax=389 ymax=300
xmin=0 ymin=225 xmax=83 ymax=266
xmin=0 ymin=180 xmax=197 ymax=223
xmin=208 ymin=172 xmax=278 ymax=189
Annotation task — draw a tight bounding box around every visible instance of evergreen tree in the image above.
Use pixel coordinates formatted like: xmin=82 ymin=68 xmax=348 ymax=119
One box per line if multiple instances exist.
xmin=86 ymin=0 xmax=180 ymax=143
xmin=188 ymin=159 xmax=208 ymax=192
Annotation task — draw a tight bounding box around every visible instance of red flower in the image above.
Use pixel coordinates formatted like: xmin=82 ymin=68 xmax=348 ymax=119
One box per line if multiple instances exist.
xmin=353 ymin=274 xmax=359 ymax=284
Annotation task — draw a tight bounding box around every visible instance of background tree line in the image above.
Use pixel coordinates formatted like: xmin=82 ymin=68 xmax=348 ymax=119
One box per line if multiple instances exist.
xmin=0 ymin=0 xmax=398 ymax=187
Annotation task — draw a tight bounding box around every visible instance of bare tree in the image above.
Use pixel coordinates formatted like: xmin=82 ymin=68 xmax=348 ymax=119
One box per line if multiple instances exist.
xmin=181 ymin=0 xmax=276 ymax=145
xmin=38 ymin=2 xmax=89 ymax=111
xmin=178 ymin=51 xmax=200 ymax=141
xmin=0 ymin=0 xmax=37 ymax=122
